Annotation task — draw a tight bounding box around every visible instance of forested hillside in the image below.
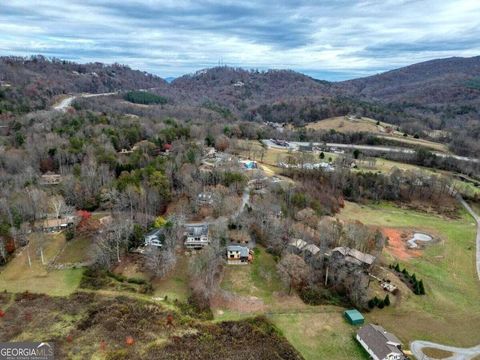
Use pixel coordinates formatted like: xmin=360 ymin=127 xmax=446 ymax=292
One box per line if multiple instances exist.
xmin=1 ymin=55 xmax=480 ymax=156
xmin=0 ymin=56 xmax=168 ymax=113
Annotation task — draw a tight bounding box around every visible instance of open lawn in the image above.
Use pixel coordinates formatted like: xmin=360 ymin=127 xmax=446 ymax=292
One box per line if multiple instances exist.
xmin=55 ymin=236 xmax=93 ymax=264
xmin=218 ymin=247 xmax=371 ymax=359
xmin=151 ymin=252 xmax=190 ymax=302
xmin=0 ymin=232 xmax=84 ymax=296
xmin=338 ymin=201 xmax=480 ymax=347
xmin=221 ymin=247 xmax=284 ymax=305
xmin=270 ymin=310 xmax=369 ymax=360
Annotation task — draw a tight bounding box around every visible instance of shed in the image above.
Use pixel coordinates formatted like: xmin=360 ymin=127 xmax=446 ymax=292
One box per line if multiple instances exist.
xmin=344 ymin=309 xmax=364 ymax=325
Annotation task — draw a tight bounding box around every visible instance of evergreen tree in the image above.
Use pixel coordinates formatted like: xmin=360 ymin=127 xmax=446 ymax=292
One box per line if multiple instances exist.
xmin=378 ymin=299 xmax=385 ymax=309
xmin=413 ymin=281 xmax=421 ymax=295
xmin=418 ymin=280 xmax=425 ymax=295
xmin=384 ymin=294 xmax=390 ymax=306
xmin=394 ymin=263 xmax=400 ymax=272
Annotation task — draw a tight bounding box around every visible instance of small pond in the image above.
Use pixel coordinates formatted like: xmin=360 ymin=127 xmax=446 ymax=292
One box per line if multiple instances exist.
xmin=407 ymin=233 xmax=433 ymax=248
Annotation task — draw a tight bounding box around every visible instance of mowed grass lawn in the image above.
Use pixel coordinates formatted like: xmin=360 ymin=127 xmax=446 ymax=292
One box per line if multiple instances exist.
xmin=338 ymin=201 xmax=480 ymax=347
xmin=220 ymin=246 xmax=284 ymax=304
xmin=0 ymin=232 xmax=83 ymax=296
xmin=151 ymin=252 xmax=190 ymax=302
xmin=219 ymin=247 xmax=371 ymax=360
xmin=55 ymin=236 xmax=93 ymax=264
xmin=270 ymin=310 xmax=368 ymax=360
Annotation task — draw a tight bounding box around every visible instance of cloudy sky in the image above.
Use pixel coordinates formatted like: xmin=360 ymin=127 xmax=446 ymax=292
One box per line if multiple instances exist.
xmin=1 ymin=0 xmax=479 ymax=80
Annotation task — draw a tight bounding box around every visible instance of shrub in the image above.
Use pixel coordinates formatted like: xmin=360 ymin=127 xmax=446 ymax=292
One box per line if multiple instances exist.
xmin=126 ymin=277 xmax=147 ymax=285
xmin=65 ymin=228 xmax=75 ymax=241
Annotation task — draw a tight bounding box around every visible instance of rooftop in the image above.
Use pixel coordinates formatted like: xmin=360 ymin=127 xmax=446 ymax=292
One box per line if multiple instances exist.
xmin=227 ymin=245 xmax=249 ymax=257
xmin=357 ymin=324 xmax=404 ymax=359
xmin=185 ymin=223 xmax=209 ymax=236
xmin=330 ymin=246 xmax=376 ymax=265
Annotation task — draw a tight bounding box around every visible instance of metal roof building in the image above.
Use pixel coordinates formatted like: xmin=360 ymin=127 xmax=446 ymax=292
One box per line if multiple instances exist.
xmin=344 ymin=309 xmax=365 ymax=325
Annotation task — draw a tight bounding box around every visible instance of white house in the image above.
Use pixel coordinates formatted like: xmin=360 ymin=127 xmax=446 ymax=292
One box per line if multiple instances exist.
xmin=184 ymin=223 xmax=209 ymax=249
xmin=144 ymin=228 xmax=165 ymax=247
xmin=356 ymin=324 xmax=406 ymax=360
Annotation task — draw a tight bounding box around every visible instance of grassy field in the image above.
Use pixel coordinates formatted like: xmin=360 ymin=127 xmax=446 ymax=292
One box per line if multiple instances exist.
xmin=55 ymin=236 xmax=93 ymax=264
xmin=0 ymin=232 xmax=84 ymax=296
xmin=151 ymin=252 xmax=190 ymax=302
xmin=270 ymin=311 xmax=368 ymax=360
xmin=221 ymin=247 xmax=284 ymax=304
xmin=338 ymin=201 xmax=480 ymax=346
xmin=304 ymin=116 xmax=448 ymax=152
xmin=218 ymin=247 xmax=371 ymax=360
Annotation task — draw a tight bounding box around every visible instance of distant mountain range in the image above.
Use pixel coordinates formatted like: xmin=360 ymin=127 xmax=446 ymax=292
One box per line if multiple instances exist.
xmin=1 ymin=55 xmax=480 ymax=155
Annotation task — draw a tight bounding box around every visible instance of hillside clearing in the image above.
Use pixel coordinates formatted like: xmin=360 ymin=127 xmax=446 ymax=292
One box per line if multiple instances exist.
xmin=338 ymin=201 xmax=480 ymax=346
xmin=0 ymin=232 xmax=84 ymax=296
xmin=304 ymin=116 xmax=448 ymax=152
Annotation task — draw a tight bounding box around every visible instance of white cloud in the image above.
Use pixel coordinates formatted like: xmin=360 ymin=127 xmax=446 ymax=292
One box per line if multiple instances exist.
xmin=0 ymin=0 xmax=479 ymax=80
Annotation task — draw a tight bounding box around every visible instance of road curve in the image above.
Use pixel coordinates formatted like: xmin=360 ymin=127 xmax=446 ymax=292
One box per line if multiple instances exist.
xmin=458 ymin=197 xmax=480 ymax=280
xmin=52 ymin=92 xmax=117 ymax=111
xmin=410 ymin=340 xmax=480 ymax=360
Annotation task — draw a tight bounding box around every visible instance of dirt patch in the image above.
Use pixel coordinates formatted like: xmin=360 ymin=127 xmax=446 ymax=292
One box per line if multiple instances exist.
xmin=382 ymin=228 xmax=422 ymax=260
xmin=422 ymin=347 xmax=454 ymax=359
xmin=210 ymin=289 xmax=266 ymax=313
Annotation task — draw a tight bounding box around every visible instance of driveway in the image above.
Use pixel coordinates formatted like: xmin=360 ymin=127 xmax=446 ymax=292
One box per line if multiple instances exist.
xmin=410 ymin=340 xmax=480 ymax=360
xmin=458 ymin=197 xmax=480 ymax=280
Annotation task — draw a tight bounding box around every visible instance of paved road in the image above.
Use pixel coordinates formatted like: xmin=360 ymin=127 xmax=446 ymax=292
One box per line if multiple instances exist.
xmin=458 ymin=197 xmax=480 ymax=280
xmin=262 ymin=140 xmax=479 ymax=164
xmin=411 ymin=340 xmax=480 ymax=360
xmin=53 ymin=92 xmax=117 ymax=111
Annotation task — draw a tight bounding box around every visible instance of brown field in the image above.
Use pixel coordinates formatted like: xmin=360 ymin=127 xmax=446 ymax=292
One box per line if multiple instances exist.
xmin=0 ymin=292 xmax=302 ymax=360
xmin=304 ymin=116 xmax=448 ymax=152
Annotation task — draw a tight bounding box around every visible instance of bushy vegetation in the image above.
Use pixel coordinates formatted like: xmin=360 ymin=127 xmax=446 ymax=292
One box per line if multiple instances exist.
xmin=390 ymin=263 xmax=426 ymax=295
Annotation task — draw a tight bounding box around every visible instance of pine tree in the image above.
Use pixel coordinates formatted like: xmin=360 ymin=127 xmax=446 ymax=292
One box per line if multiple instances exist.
xmin=384 ymin=294 xmax=390 ymax=306
xmin=418 ymin=280 xmax=425 ymax=295
xmin=414 ymin=281 xmax=421 ymax=295
xmin=411 ymin=273 xmax=417 ymax=283
xmin=394 ymin=263 xmax=400 ymax=272
xmin=378 ymin=299 xmax=385 ymax=309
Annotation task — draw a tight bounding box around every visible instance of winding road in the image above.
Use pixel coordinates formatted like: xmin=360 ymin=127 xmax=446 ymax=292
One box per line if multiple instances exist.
xmin=53 ymin=92 xmax=117 ymax=111
xmin=458 ymin=197 xmax=480 ymax=281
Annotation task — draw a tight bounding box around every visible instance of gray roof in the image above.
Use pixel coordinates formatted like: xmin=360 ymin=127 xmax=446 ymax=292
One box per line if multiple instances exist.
xmin=357 ymin=324 xmax=404 ymax=359
xmin=330 ymin=247 xmax=376 ymax=265
xmin=227 ymin=245 xmax=249 ymax=257
xmin=145 ymin=228 xmax=164 ymax=237
xmin=289 ymin=239 xmax=307 ymax=249
xmin=304 ymin=244 xmax=320 ymax=255
xmin=185 ymin=223 xmax=209 ymax=236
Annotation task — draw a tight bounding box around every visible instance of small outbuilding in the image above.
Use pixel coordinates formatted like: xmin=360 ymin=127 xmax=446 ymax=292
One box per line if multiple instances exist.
xmin=344 ymin=309 xmax=365 ymax=325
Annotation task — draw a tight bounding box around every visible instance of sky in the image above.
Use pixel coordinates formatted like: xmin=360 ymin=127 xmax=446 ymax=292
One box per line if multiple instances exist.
xmin=1 ymin=0 xmax=480 ymax=81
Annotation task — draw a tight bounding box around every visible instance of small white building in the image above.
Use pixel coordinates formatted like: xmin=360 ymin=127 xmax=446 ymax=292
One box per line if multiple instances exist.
xmin=144 ymin=228 xmax=165 ymax=247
